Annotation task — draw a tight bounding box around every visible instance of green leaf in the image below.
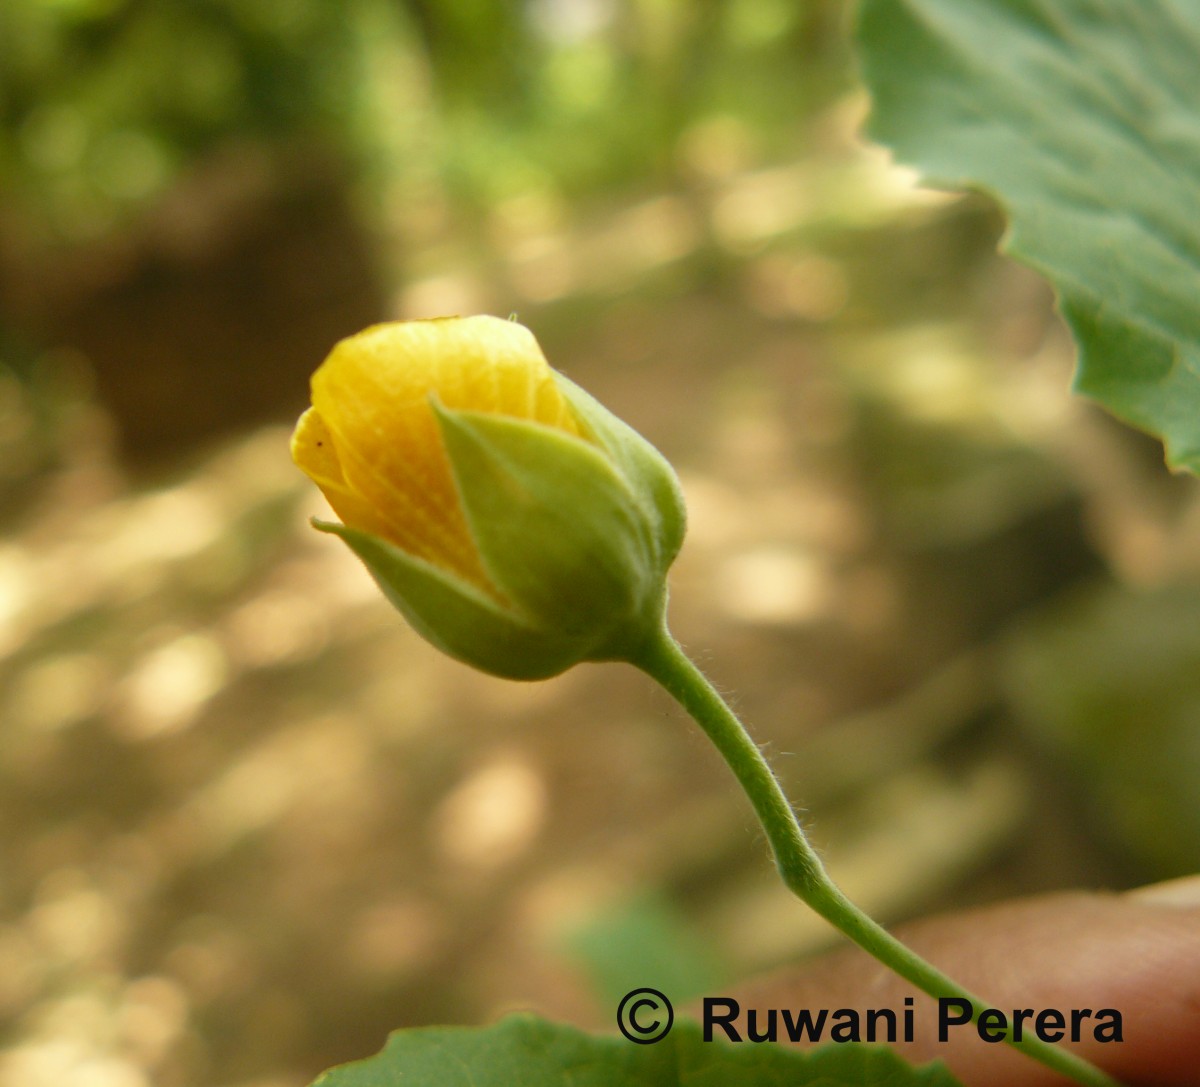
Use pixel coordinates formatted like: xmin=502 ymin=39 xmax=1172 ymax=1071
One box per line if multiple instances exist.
xmin=857 ymin=0 xmax=1200 ymax=470
xmin=310 ymin=1014 xmax=963 ymax=1087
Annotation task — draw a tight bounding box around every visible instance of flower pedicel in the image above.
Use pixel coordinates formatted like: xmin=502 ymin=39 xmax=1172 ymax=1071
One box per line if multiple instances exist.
xmin=291 ymin=316 xmax=1123 ymax=1087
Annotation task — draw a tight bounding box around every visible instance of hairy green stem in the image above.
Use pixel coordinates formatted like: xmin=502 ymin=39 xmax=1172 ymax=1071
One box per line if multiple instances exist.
xmin=631 ymin=624 xmax=1123 ymax=1087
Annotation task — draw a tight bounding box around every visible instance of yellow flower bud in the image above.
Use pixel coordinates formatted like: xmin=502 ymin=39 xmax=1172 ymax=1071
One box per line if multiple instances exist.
xmin=291 ymin=316 xmax=685 ymax=679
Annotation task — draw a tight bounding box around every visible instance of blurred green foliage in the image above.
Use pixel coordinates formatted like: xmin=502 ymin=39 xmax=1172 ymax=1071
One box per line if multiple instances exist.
xmin=1004 ymin=585 xmax=1200 ymax=880
xmin=561 ymin=893 xmax=728 ymax=1009
xmin=0 ymin=0 xmax=848 ymax=244
xmin=2 ymin=0 xmax=360 ymax=239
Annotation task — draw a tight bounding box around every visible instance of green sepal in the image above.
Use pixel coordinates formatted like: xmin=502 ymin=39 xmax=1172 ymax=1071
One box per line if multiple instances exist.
xmin=314 ymin=520 xmax=591 ymax=680
xmin=553 ymin=373 xmax=687 ymax=571
xmin=434 ymin=403 xmax=659 ymax=643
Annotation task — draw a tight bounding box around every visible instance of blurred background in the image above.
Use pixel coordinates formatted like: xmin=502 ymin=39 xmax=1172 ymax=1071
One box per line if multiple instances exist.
xmin=2 ymin=1 xmax=1199 ymax=1084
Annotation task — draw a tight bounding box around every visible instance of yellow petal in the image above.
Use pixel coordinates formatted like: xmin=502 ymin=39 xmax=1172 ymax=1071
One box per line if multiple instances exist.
xmin=304 ymin=316 xmax=582 ymax=590
xmin=291 ymin=406 xmax=346 ymax=489
xmin=291 ymin=407 xmax=397 ymax=542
